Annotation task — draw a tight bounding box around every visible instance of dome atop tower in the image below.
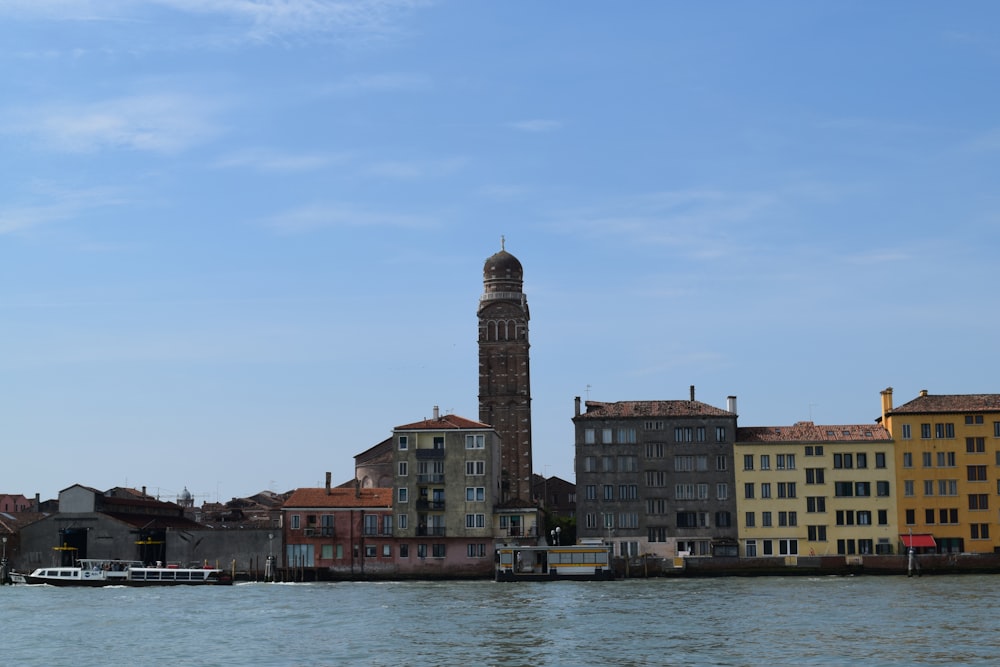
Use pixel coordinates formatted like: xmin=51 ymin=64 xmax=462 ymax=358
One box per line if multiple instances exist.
xmin=483 ymin=248 xmax=523 ymax=284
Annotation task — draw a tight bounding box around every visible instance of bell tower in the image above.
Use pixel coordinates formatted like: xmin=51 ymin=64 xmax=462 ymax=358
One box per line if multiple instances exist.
xmin=478 ymin=240 xmax=532 ymax=503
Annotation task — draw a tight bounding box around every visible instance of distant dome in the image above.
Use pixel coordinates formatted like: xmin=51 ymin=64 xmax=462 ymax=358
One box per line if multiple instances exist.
xmin=483 ymin=249 xmax=523 ymax=283
xmin=180 ymin=487 xmax=192 ymax=501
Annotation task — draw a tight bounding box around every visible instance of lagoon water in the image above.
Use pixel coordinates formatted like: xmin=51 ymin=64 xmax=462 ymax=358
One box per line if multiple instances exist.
xmin=3 ymin=575 xmax=999 ymax=666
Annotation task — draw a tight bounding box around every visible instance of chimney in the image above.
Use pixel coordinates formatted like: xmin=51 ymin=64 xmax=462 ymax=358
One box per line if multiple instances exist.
xmin=880 ymin=387 xmax=894 ymax=423
xmin=433 ymin=405 xmax=440 ymax=420
xmin=325 ymin=472 xmax=332 ymax=495
xmin=35 ymin=492 xmax=40 ymax=511
xmin=354 ymin=478 xmax=361 ymax=498
xmin=919 ymin=389 xmax=928 ymax=397
xmin=690 ymin=385 xmax=695 ymax=401
xmin=142 ymin=486 xmax=146 ymax=498
xmin=727 ymin=395 xmax=738 ymax=415
xmin=574 ymin=396 xmax=581 ymax=417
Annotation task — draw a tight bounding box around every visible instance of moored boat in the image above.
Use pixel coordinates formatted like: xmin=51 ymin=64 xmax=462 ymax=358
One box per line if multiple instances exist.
xmin=11 ymin=559 xmax=232 ymax=586
xmin=495 ymin=543 xmax=615 ymax=581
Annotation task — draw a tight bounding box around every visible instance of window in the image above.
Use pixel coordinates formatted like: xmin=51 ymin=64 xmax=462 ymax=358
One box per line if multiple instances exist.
xmin=617 ymin=428 xmax=636 ymax=444
xmin=383 ymin=515 xmax=393 ymax=535
xmin=875 ymin=452 xmax=886 ymax=469
xmin=398 ymin=514 xmax=408 ymax=529
xmin=676 ymin=512 xmax=697 ymax=528
xmin=584 ymin=429 xmax=596 ymax=444
xmin=585 ymin=485 xmax=596 ymax=500
xmin=969 ymin=494 xmax=989 ymax=510
xmin=902 ymin=452 xmax=913 ymax=468
xmin=922 ymin=452 xmax=932 ymax=467
xmin=834 ymin=482 xmax=853 ymax=497
xmin=717 ymin=484 xmax=729 ymax=500
xmin=939 ymin=479 xmax=958 ymax=496
xmin=877 ymin=481 xmax=890 ymax=497
xmin=778 ymin=540 xmax=798 ymax=556
xmin=618 ymin=455 xmax=639 ymax=472
xmin=465 ymin=434 xmax=485 ymax=449
xmin=398 ymin=461 xmax=408 ymax=476
xmin=696 ymin=455 xmax=709 ymax=471
xmin=905 ymin=509 xmax=915 ymax=525
xmin=585 ymin=513 xmax=597 ymax=529
xmin=920 ymin=423 xmax=931 ymax=439
xmin=646 ymin=471 xmax=667 ymax=487
xmin=805 ymin=468 xmax=825 ymax=485
xmin=857 ymin=511 xmax=871 ymax=526
xmin=466 ymin=461 xmax=485 ymax=476
xmin=761 ymin=512 xmax=772 ymax=527
xmin=744 ymin=483 xmax=754 ymax=499
xmin=937 ymin=451 xmax=956 ymax=467
xmin=365 ymin=545 xmax=377 ymax=558
xmin=806 ymin=496 xmax=826 ymax=513
xmin=647 ymin=498 xmax=667 ymax=514
xmin=968 ymin=465 xmax=988 ymax=482
xmin=716 ymin=426 xmax=727 ymax=442
xmin=291 ymin=514 xmax=300 ymax=529
xmin=878 ymin=510 xmax=888 ymax=525
xmin=645 ymin=420 xmax=665 ymax=431
xmin=398 ymin=488 xmax=408 ymax=503
xmin=760 ymin=455 xmax=770 ymax=471
xmin=675 ymin=427 xmax=692 ymax=442
xmin=854 ymin=482 xmax=871 ymax=497
xmin=696 ymin=426 xmax=706 ymax=442
xmin=582 ymin=456 xmax=597 ymax=473
xmin=715 ymin=512 xmax=732 ymax=527
xmin=966 ymin=437 xmax=986 ymax=453
xmin=833 ymin=453 xmax=852 ymax=469
xmin=808 ymin=525 xmax=827 ymax=541
xmin=466 ymin=487 xmax=485 ymax=502
xmin=939 ymin=508 xmax=959 ymax=524
xmin=924 ymin=480 xmax=935 ymax=496
xmin=602 ymin=428 xmax=613 ymax=444
xmin=417 ymin=544 xmax=427 ymax=558
xmin=646 ymin=443 xmax=664 ymax=458
xmin=777 ymin=482 xmax=796 ymax=498
xmin=399 ymin=435 xmax=408 ymax=450
xmin=364 ymin=514 xmax=378 ymax=535
xmin=619 ymin=512 xmax=639 ymax=529
xmin=966 ymin=415 xmax=984 ymax=425
xmin=465 ymin=513 xmax=486 ymax=528
xmin=697 ymin=484 xmax=709 ymax=500
xmin=760 ymin=483 xmax=772 ymax=499
xmin=743 ymin=454 xmax=754 ymax=471
xmin=716 ymin=455 xmax=728 ymax=471
xmin=995 ymin=422 xmax=1000 ymax=438
xmin=745 ymin=512 xmax=755 ymax=527
xmin=399 ymin=543 xmax=409 ymax=558
xmin=432 ymin=544 xmax=446 ymax=558
xmin=745 ymin=541 xmax=758 ymax=557
xmin=904 ymin=480 xmax=914 ymax=496
xmin=675 ymin=484 xmax=696 ymax=500
xmin=675 ymin=456 xmax=694 ymax=472
xmin=901 ymin=424 xmax=911 ymax=439
xmin=604 ymin=485 xmax=614 ymax=501
xmin=467 ymin=544 xmax=486 ymax=558
xmin=972 ymin=524 xmax=990 ymax=540
xmin=619 ymin=484 xmax=639 ymax=500
xmin=856 ymin=453 xmax=867 ymax=469
xmin=602 ymin=455 xmax=615 ymax=472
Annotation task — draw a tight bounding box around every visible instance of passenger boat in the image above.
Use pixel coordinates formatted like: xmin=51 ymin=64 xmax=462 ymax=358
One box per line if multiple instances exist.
xmin=495 ymin=543 xmax=614 ymax=581
xmin=11 ymin=559 xmax=233 ymax=586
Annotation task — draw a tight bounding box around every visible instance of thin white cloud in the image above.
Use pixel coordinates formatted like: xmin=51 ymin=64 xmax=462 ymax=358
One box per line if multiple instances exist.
xmin=6 ymin=93 xmax=223 ymax=154
xmin=364 ymin=156 xmax=466 ymax=180
xmin=0 ymin=185 xmax=127 ymax=234
xmin=322 ymin=72 xmax=431 ymax=96
xmin=0 ymin=0 xmax=429 ymax=46
xmin=213 ymin=148 xmax=348 ymax=171
xmin=508 ymin=119 xmax=562 ymax=132
xmin=260 ymin=203 xmax=437 ymax=233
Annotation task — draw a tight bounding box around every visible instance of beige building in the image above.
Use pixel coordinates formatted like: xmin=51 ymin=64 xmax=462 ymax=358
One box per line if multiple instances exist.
xmin=735 ymin=421 xmax=896 ymax=558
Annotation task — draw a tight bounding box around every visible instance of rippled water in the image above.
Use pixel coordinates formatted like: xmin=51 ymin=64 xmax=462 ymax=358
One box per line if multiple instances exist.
xmin=3 ymin=575 xmax=999 ymax=666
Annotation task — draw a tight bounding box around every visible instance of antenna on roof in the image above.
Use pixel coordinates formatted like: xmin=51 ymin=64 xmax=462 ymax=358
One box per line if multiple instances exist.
xmin=501 ymin=234 xmax=505 ymax=251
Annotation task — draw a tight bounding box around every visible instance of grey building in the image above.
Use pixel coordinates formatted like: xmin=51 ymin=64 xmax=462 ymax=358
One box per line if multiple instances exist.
xmin=573 ymin=391 xmax=739 ymax=558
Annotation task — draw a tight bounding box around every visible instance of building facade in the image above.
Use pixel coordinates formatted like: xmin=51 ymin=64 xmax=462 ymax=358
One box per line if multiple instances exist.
xmin=478 ymin=244 xmax=533 ymax=503
xmin=735 ymin=421 xmax=896 ymax=559
xmin=391 ymin=409 xmax=510 ymax=576
xmin=573 ymin=392 xmax=739 ymax=558
xmin=880 ymin=388 xmax=1000 ymax=553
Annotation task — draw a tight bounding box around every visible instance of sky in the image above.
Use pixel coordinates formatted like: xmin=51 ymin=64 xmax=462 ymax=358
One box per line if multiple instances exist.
xmin=3 ymin=1 xmax=1000 ymax=504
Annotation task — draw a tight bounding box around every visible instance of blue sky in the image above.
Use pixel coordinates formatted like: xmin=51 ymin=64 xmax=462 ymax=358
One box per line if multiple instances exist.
xmin=3 ymin=1 xmax=999 ymax=503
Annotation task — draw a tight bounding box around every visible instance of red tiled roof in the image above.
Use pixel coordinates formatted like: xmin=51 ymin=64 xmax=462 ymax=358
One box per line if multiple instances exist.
xmin=576 ymin=400 xmax=733 ymax=419
xmin=283 ymin=487 xmax=392 ymax=509
xmin=889 ymin=393 xmax=1000 ymax=415
xmin=737 ymin=421 xmax=891 ymax=443
xmin=395 ymin=414 xmax=491 ymax=431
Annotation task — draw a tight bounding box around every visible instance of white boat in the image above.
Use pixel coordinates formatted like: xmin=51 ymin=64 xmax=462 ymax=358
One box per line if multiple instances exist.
xmin=495 ymin=544 xmax=615 ymax=581
xmin=11 ymin=559 xmax=233 ymax=586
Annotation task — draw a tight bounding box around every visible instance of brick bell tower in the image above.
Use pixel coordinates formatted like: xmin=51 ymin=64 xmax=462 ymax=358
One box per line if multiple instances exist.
xmin=478 ymin=239 xmax=533 ymax=504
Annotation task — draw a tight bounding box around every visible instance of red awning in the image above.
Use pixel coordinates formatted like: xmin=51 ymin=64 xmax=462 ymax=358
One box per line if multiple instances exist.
xmin=901 ymin=534 xmax=936 ymax=548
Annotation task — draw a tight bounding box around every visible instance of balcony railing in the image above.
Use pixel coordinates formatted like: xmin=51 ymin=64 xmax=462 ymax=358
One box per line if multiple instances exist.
xmin=415 ymin=449 xmax=445 ymax=460
xmin=416 ymin=500 xmax=445 ymax=511
xmin=416 ymin=474 xmax=445 ymax=484
xmin=416 ymin=526 xmax=447 ymax=537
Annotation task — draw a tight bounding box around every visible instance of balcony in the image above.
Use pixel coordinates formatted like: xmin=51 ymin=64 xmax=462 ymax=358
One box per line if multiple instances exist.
xmin=416 ymin=500 xmax=446 ymax=511
xmin=417 ymin=474 xmax=445 ymax=484
xmin=416 ymin=449 xmax=445 ymax=460
xmin=416 ymin=526 xmax=447 ymax=537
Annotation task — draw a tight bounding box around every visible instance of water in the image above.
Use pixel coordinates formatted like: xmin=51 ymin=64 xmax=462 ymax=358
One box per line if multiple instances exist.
xmin=3 ymin=575 xmax=998 ymax=666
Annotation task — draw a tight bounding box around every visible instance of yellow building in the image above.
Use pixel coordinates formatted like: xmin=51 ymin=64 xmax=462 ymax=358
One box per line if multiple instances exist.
xmin=880 ymin=388 xmax=1000 ymax=553
xmin=735 ymin=422 xmax=896 ymax=558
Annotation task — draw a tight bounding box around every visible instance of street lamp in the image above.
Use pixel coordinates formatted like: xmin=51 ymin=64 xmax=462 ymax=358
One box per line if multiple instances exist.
xmin=550 ymin=526 xmax=561 ymax=546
